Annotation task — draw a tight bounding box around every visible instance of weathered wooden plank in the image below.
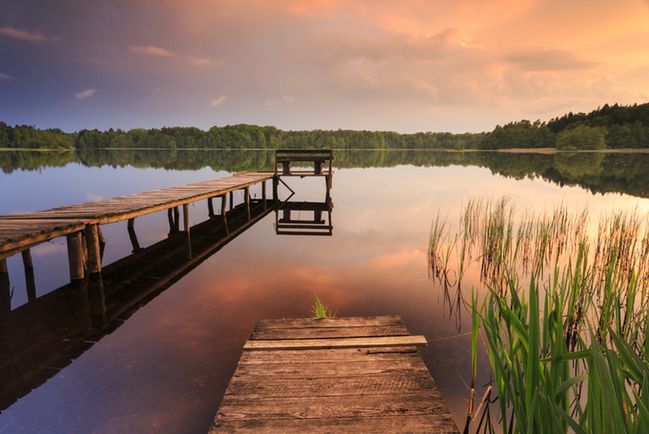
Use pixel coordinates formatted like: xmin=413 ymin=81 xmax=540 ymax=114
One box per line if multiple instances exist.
xmin=243 ymin=335 xmax=426 ymax=350
xmin=256 ymin=316 xmax=403 ymax=329
xmin=211 ymin=415 xmax=458 ymax=434
xmin=251 ymin=325 xmax=409 ymax=340
xmin=238 ymin=346 xmax=418 ymax=364
xmin=232 ymin=359 xmax=428 ymax=378
xmin=224 ymin=372 xmax=437 ymax=399
xmin=216 ymin=392 xmax=451 ymax=420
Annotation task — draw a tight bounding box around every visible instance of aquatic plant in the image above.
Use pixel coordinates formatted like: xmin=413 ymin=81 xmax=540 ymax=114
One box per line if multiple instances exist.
xmin=429 ymin=198 xmax=649 ymax=433
xmin=312 ymin=296 xmax=335 ymax=319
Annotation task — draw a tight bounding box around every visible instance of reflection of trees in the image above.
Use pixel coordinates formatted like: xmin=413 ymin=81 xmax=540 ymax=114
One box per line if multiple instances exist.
xmin=2 ymin=149 xmax=649 ymax=199
xmin=553 ymin=152 xmax=604 ymax=178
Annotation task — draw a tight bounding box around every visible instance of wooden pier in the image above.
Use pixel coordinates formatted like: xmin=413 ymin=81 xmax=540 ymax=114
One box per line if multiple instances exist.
xmin=0 ymin=172 xmax=273 ymax=282
xmin=211 ymin=316 xmax=458 ymax=433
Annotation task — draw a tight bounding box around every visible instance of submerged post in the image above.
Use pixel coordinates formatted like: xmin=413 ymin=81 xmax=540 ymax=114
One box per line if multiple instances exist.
xmin=244 ymin=187 xmax=251 ymax=221
xmin=0 ymin=259 xmax=9 ymax=318
xmin=67 ymin=232 xmax=85 ymax=280
xmin=85 ymin=224 xmax=102 ymax=274
xmin=273 ymin=176 xmax=279 ymax=204
xmin=21 ymin=249 xmax=36 ymax=302
xmin=221 ymin=194 xmax=229 ymax=235
xmin=173 ymin=207 xmax=180 ymax=232
xmin=127 ymin=218 xmax=141 ymax=253
xmin=262 ymin=180 xmax=267 ymax=210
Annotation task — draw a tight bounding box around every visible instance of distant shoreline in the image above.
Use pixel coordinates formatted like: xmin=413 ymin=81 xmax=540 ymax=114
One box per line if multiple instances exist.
xmin=3 ymin=147 xmax=649 ymax=154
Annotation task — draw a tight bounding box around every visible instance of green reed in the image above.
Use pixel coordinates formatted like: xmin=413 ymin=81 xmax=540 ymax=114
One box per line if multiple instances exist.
xmin=312 ymin=296 xmax=335 ymax=319
xmin=429 ymin=198 xmax=649 ymax=433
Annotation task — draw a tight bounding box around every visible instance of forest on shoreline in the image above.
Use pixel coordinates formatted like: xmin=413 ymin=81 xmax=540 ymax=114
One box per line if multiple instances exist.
xmin=1 ymin=102 xmax=648 ymax=151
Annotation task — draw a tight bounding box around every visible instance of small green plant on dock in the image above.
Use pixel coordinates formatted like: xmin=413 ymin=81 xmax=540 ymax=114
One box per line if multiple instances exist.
xmin=312 ymin=296 xmax=335 ymax=319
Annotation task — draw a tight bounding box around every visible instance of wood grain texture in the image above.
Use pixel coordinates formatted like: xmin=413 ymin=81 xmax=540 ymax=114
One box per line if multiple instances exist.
xmin=210 ymin=316 xmax=459 ymax=433
xmin=243 ymin=335 xmax=427 ymax=350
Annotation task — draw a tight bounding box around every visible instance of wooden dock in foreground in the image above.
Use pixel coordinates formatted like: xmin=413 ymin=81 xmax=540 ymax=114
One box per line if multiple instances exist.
xmin=211 ymin=316 xmax=458 ymax=433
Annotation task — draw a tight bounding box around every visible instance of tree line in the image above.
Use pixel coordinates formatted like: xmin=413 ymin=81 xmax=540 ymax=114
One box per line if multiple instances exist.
xmin=1 ymin=102 xmax=648 ymax=150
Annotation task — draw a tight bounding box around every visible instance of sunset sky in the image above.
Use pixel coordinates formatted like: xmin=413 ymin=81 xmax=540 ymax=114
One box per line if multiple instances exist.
xmin=1 ymin=0 xmax=648 ymax=132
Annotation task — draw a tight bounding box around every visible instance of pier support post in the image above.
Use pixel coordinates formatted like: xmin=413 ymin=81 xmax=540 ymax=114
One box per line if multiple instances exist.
xmin=273 ymin=176 xmax=279 ymax=204
xmin=167 ymin=208 xmax=175 ymax=235
xmin=208 ymin=197 xmax=215 ymax=218
xmin=97 ymin=226 xmax=106 ymax=261
xmin=127 ymin=218 xmax=141 ymax=253
xmin=245 ymin=187 xmax=251 ymax=221
xmin=229 ymin=191 xmax=234 ymax=210
xmin=173 ymin=207 xmax=180 ymax=232
xmin=221 ymin=194 xmax=230 ymax=235
xmin=183 ymin=204 xmax=190 ymax=234
xmin=262 ymin=181 xmax=267 ymax=210
xmin=314 ymin=160 xmax=322 ymax=175
xmin=22 ymin=249 xmax=36 ymax=302
xmin=183 ymin=204 xmax=192 ymax=259
xmin=0 ymin=258 xmax=9 ymax=318
xmin=67 ymin=232 xmax=85 ymax=281
xmin=85 ymin=224 xmax=102 ymax=274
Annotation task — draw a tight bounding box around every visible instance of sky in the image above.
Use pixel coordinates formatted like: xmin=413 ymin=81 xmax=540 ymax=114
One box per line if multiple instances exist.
xmin=0 ymin=0 xmax=648 ymax=133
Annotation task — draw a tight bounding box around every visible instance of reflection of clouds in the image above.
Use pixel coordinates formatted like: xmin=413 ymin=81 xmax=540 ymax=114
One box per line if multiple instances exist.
xmin=86 ymin=193 xmax=104 ymax=202
xmin=31 ymin=239 xmax=67 ymax=256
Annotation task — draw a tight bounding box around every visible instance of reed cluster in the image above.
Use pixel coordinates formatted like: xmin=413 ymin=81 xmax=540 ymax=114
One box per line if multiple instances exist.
xmin=429 ymin=198 xmax=649 ymax=433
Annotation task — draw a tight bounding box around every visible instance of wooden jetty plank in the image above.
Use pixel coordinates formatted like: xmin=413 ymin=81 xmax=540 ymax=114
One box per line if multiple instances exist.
xmin=256 ymin=315 xmax=402 ymax=329
xmin=0 ymin=219 xmax=87 ymax=260
xmin=212 ymin=415 xmax=458 ymax=434
xmin=211 ymin=316 xmax=458 ymax=433
xmin=217 ymin=392 xmax=450 ymax=419
xmin=224 ymin=372 xmax=436 ymax=399
xmin=243 ymin=335 xmax=427 ymax=350
xmin=238 ymin=346 xmax=418 ymax=364
xmin=251 ymin=325 xmax=409 ymax=340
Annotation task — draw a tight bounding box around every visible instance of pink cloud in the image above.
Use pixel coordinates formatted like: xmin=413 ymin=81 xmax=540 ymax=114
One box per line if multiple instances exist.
xmin=128 ymin=45 xmax=176 ymax=57
xmin=75 ymin=88 xmax=96 ymax=100
xmin=0 ymin=26 xmax=56 ymax=42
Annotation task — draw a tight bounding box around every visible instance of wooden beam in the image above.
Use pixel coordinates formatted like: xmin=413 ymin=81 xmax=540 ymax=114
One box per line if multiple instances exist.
xmin=273 ymin=176 xmax=279 ymax=203
xmin=167 ymin=208 xmax=175 ymax=234
xmin=127 ymin=218 xmax=141 ymax=253
xmin=208 ymin=197 xmax=215 ymax=218
xmin=221 ymin=194 xmax=229 ymax=235
xmin=244 ymin=187 xmax=251 ymax=221
xmin=21 ymin=249 xmax=36 ymax=301
xmin=229 ymin=191 xmax=234 ymax=210
xmin=66 ymin=232 xmax=85 ymax=280
xmin=85 ymin=224 xmax=102 ymax=274
xmin=97 ymin=226 xmax=106 ymax=260
xmin=183 ymin=204 xmax=190 ymax=233
xmin=262 ymin=181 xmax=267 ymax=210
xmin=0 ymin=266 xmax=9 ymax=317
xmin=173 ymin=207 xmax=180 ymax=232
xmin=243 ymin=335 xmax=427 ymax=350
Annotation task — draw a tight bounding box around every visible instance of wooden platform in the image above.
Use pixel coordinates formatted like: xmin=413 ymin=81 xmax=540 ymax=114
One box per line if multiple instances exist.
xmin=0 ymin=171 xmax=274 ymax=273
xmin=1 ymin=172 xmax=273 ymax=224
xmin=210 ymin=316 xmax=458 ymax=433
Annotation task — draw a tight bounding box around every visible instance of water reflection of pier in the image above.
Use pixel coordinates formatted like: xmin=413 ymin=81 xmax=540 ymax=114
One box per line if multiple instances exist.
xmin=275 ymin=198 xmax=333 ymax=236
xmin=0 ymin=199 xmax=273 ymax=411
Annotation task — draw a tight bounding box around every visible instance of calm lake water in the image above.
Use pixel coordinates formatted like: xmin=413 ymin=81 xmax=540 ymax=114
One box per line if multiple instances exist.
xmin=2 ymin=149 xmax=649 ymax=433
